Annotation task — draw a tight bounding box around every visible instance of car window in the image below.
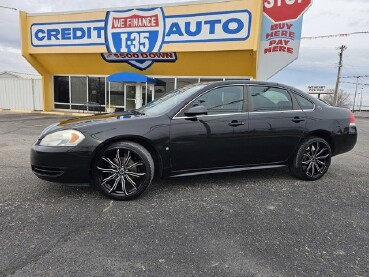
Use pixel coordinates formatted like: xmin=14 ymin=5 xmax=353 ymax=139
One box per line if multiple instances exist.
xmin=294 ymin=94 xmax=315 ymax=110
xmin=249 ymin=86 xmax=293 ymax=112
xmin=191 ymin=86 xmax=244 ymax=115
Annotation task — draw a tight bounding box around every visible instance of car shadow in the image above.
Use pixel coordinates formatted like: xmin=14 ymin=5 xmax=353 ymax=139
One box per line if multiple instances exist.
xmin=147 ymin=167 xmax=294 ymax=194
xmin=39 ymin=181 xmax=103 ymax=199
xmin=38 ymin=167 xmax=298 ymax=200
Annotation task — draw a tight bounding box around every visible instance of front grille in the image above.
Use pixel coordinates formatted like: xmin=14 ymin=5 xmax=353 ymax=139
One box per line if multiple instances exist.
xmin=32 ymin=166 xmax=64 ymax=177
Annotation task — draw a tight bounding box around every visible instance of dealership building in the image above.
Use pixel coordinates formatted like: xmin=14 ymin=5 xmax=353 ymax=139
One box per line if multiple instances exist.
xmin=18 ymin=0 xmax=311 ymax=112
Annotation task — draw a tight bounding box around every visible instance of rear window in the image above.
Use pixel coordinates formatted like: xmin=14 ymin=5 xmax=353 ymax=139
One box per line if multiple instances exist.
xmin=249 ymin=86 xmax=293 ymax=112
xmin=294 ymin=94 xmax=315 ymax=110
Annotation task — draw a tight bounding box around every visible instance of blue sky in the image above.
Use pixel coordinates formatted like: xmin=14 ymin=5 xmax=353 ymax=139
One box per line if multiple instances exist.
xmin=1 ymin=0 xmax=368 ymax=108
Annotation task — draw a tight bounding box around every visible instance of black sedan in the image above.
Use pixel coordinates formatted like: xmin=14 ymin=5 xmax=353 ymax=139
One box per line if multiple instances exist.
xmin=31 ymin=81 xmax=357 ymax=200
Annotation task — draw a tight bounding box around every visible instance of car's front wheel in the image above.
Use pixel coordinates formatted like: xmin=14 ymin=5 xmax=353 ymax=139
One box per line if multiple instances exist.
xmin=290 ymin=137 xmax=332 ymax=181
xmin=92 ymin=141 xmax=154 ymax=200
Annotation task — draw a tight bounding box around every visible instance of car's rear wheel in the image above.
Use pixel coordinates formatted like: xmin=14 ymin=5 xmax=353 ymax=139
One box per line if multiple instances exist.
xmin=290 ymin=137 xmax=332 ymax=181
xmin=92 ymin=141 xmax=154 ymax=200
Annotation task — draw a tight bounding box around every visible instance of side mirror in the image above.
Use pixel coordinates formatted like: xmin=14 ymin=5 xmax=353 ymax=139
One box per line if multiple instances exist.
xmin=184 ymin=105 xmax=208 ymax=117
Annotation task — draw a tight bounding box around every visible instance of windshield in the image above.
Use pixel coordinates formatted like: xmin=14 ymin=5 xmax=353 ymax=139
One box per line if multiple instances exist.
xmin=137 ymin=83 xmax=207 ymax=116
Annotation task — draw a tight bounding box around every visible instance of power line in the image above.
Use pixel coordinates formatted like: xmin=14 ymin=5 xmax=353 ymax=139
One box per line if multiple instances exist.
xmin=342 ymin=66 xmax=358 ymax=79
xmin=341 ymin=81 xmax=369 ymax=86
xmin=341 ymin=75 xmax=369 ymax=79
xmin=0 ymin=5 xmax=18 ymax=11
xmin=302 ymin=31 xmax=369 ymax=40
xmin=344 ymin=64 xmax=369 ymax=68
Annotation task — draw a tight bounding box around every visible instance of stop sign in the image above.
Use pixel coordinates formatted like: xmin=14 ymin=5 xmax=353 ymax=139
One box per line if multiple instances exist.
xmin=263 ymin=0 xmax=313 ymax=23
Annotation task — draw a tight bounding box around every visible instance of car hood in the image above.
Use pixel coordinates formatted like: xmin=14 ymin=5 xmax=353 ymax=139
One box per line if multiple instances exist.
xmin=41 ymin=112 xmax=145 ymax=135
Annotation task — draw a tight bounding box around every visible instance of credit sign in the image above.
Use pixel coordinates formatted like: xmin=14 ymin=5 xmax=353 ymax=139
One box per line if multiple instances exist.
xmin=31 ymin=8 xmax=252 ymax=48
xmin=31 ymin=7 xmax=252 ymax=69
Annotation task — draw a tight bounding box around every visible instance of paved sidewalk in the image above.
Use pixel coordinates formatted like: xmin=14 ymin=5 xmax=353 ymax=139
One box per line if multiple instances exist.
xmin=0 ymin=109 xmax=94 ymax=117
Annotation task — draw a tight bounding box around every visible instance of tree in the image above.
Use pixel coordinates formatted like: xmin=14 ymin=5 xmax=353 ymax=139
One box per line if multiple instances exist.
xmin=322 ymin=89 xmax=351 ymax=107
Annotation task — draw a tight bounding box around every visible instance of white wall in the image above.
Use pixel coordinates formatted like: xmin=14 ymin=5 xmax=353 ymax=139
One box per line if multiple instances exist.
xmin=0 ymin=78 xmax=43 ymax=111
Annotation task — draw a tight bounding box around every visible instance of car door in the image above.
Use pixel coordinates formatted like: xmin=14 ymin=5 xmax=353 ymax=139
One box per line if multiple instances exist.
xmin=246 ymin=85 xmax=306 ymax=165
xmin=170 ymin=85 xmax=249 ymax=172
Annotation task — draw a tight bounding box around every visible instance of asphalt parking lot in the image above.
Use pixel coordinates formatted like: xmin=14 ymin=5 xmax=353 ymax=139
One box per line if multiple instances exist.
xmin=0 ymin=112 xmax=368 ymax=277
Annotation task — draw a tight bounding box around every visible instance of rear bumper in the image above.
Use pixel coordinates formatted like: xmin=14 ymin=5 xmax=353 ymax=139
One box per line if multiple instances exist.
xmin=30 ymin=145 xmax=93 ymax=183
xmin=333 ymin=126 xmax=357 ymax=156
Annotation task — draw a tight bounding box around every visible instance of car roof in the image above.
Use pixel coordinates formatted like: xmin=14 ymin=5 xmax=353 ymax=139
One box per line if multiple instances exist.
xmin=199 ymin=80 xmax=302 ymax=91
xmin=202 ymin=80 xmax=287 ymax=87
xmin=196 ymin=80 xmax=320 ymax=103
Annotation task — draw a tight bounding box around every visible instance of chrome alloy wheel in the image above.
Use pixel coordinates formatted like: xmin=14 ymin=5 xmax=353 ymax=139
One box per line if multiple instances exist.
xmin=301 ymin=141 xmax=330 ymax=178
xmin=97 ymin=148 xmax=147 ymax=195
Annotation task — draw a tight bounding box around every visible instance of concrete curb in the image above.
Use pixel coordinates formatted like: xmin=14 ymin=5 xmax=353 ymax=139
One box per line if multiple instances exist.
xmin=354 ymin=112 xmax=369 ymax=119
xmin=0 ymin=109 xmax=94 ymax=117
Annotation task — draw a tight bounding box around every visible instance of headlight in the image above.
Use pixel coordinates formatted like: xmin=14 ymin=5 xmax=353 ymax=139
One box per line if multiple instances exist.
xmin=39 ymin=130 xmax=85 ymax=147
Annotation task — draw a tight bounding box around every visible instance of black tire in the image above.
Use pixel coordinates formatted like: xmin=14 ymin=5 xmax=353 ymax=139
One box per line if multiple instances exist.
xmin=92 ymin=141 xmax=154 ymax=200
xmin=289 ymin=137 xmax=332 ymax=181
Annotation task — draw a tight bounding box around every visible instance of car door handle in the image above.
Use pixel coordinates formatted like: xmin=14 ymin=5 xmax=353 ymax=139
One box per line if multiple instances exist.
xmin=228 ymin=120 xmax=245 ymax=127
xmin=292 ymin=117 xmax=305 ymax=123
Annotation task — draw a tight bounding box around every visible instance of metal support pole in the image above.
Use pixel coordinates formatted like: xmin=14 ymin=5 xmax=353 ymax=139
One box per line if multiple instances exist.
xmin=145 ymin=82 xmax=148 ymax=105
xmin=353 ymin=77 xmax=359 ymax=112
xmin=108 ymin=82 xmax=111 ymax=110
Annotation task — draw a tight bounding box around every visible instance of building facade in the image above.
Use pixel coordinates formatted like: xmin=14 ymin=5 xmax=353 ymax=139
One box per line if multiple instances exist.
xmin=19 ymin=0 xmax=311 ymax=112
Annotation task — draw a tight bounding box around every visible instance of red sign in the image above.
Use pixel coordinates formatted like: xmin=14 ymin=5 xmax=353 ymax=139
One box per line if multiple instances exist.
xmin=263 ymin=0 xmax=312 ymax=23
xmin=112 ymin=15 xmax=159 ymax=29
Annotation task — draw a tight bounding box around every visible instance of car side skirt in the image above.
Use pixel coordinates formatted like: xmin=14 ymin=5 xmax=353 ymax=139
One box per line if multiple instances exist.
xmin=170 ymin=164 xmax=286 ymax=178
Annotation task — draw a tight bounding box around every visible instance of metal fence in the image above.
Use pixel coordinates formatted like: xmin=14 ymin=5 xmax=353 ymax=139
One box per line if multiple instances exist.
xmin=0 ymin=78 xmax=43 ymax=111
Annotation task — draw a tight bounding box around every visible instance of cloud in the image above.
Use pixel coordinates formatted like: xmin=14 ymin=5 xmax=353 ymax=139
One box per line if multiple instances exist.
xmin=0 ymin=0 xmax=368 ymax=106
xmin=0 ymin=46 xmax=37 ymax=73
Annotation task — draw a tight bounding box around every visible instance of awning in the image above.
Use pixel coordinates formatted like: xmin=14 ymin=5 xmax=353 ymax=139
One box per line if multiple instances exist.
xmin=107 ymin=72 xmax=156 ymax=84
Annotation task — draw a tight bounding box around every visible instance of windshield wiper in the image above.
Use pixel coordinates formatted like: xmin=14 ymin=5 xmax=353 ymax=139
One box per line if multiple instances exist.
xmin=129 ymin=109 xmax=145 ymax=115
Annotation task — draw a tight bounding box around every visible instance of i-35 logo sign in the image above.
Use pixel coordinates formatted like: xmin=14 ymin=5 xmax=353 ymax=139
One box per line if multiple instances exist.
xmin=105 ymin=8 xmax=251 ymax=70
xmin=105 ymin=8 xmax=165 ymax=70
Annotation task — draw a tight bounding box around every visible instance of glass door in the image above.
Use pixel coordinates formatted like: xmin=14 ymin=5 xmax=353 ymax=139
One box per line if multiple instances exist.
xmin=125 ymin=83 xmax=137 ymax=111
xmin=108 ymin=83 xmax=154 ymax=112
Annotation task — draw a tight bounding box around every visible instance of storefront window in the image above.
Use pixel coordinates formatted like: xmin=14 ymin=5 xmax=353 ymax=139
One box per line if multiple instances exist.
xmin=88 ymin=77 xmax=106 ymax=106
xmin=109 ymin=82 xmax=125 ymax=108
xmin=54 ymin=76 xmax=69 ymax=109
xmin=176 ymin=78 xmax=199 ymax=89
xmin=155 ymin=78 xmax=175 ymax=99
xmin=71 ymin=76 xmax=87 ymax=105
xmin=53 ymin=75 xmax=246 ymax=112
xmin=142 ymin=85 xmax=154 ymax=105
xmin=225 ymin=78 xmax=251 ymax=81
xmin=200 ymin=78 xmax=224 ymax=83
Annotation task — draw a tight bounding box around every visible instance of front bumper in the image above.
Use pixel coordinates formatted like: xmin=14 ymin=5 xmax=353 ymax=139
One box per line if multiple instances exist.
xmin=31 ymin=145 xmax=93 ymax=183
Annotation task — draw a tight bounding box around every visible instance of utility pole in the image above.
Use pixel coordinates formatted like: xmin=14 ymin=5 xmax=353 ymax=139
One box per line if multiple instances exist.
xmin=334 ymin=45 xmax=347 ymax=106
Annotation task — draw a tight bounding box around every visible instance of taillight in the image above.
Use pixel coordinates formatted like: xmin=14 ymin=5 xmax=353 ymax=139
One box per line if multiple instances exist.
xmin=349 ymin=111 xmax=356 ymax=126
